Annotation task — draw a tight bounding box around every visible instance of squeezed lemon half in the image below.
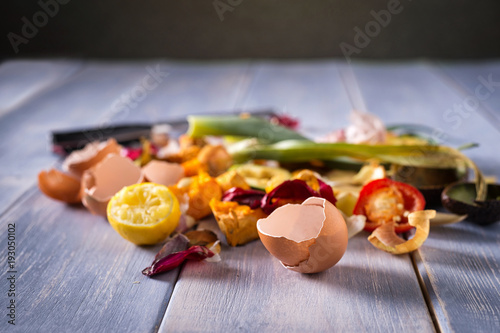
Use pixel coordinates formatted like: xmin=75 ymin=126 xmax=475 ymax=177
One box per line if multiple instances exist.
xmin=107 ymin=183 xmax=181 ymax=245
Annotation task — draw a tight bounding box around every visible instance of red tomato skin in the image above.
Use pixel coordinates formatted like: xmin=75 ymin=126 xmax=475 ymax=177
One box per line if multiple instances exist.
xmin=353 ymin=178 xmax=426 ymax=233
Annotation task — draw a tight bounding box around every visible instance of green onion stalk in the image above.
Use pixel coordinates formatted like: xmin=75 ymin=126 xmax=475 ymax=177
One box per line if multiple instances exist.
xmin=188 ymin=115 xmax=307 ymax=143
xmin=187 ymin=115 xmax=486 ymax=201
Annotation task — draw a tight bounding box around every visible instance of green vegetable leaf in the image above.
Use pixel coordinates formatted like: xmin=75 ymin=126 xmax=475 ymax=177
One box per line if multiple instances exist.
xmin=230 ymin=140 xmax=486 ymax=201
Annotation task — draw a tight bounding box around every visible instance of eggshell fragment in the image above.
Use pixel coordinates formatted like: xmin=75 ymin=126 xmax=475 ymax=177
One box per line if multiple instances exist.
xmin=63 ymin=138 xmax=121 ymax=178
xmin=81 ymin=154 xmax=143 ymax=215
xmin=142 ymin=160 xmax=184 ymax=186
xmin=257 ymin=197 xmax=348 ymax=274
xmin=38 ymin=169 xmax=82 ymax=203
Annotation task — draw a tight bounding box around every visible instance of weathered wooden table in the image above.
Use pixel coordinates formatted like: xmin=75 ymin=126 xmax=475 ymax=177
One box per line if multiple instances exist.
xmin=1 ymin=59 xmax=499 ymax=333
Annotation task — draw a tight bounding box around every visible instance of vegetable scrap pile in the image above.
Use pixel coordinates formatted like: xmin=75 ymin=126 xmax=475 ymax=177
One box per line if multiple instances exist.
xmin=38 ymin=111 xmax=492 ymax=275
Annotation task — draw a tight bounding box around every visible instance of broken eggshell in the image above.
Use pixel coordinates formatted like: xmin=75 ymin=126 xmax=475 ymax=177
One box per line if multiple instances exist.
xmin=257 ymin=197 xmax=348 ymax=274
xmin=38 ymin=169 xmax=82 ymax=203
xmin=81 ymin=154 xmax=144 ymax=215
xmin=62 ymin=138 xmax=121 ymax=178
xmin=142 ymin=160 xmax=184 ymax=186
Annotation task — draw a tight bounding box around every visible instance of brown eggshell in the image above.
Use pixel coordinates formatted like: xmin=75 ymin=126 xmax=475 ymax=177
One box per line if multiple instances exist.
xmin=62 ymin=138 xmax=121 ymax=178
xmin=38 ymin=169 xmax=82 ymax=203
xmin=257 ymin=197 xmax=348 ymax=274
xmin=142 ymin=160 xmax=184 ymax=186
xmin=81 ymin=154 xmax=143 ymax=215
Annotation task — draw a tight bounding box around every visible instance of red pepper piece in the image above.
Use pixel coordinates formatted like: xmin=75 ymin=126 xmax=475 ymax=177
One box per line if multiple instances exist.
xmin=353 ymin=178 xmax=425 ymax=233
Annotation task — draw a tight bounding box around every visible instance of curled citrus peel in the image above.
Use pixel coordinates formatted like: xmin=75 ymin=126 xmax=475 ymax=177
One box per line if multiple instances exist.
xmin=367 ymin=210 xmax=436 ymax=254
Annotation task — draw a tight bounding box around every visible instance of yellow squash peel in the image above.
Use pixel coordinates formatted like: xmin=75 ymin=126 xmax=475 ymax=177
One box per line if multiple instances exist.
xmin=209 ymin=199 xmax=266 ymax=246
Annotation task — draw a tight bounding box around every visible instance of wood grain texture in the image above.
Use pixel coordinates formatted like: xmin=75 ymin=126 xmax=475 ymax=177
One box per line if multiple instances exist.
xmin=0 ymin=187 xmax=180 ymax=333
xmin=160 ymin=61 xmax=434 ymax=332
xmin=116 ymin=60 xmax=254 ymax=123
xmin=437 ymin=60 xmax=500 ymax=133
xmin=0 ymin=60 xmax=181 ymax=333
xmin=161 ymin=235 xmax=434 ymax=332
xmin=0 ymin=60 xmax=253 ymax=332
xmin=414 ymin=222 xmax=500 ymax=333
xmin=0 ymin=61 xmax=161 ymax=215
xmin=350 ymin=61 xmax=500 ymax=179
xmin=0 ymin=60 xmax=83 ymax=117
xmin=351 ymin=62 xmax=500 ymax=332
xmin=0 ymin=60 xmax=250 ymax=215
xmin=240 ymin=61 xmax=353 ymax=138
xmin=2 ymin=59 xmax=499 ymax=333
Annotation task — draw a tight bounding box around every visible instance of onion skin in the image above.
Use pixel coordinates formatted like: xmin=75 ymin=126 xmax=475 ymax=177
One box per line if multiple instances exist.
xmin=368 ymin=210 xmax=436 ymax=254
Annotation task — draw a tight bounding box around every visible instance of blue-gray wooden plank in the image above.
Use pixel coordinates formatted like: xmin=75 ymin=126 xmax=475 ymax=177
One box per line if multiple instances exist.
xmin=4 ymin=59 xmax=498 ymax=333
xmin=350 ymin=61 xmax=500 ymax=179
xmin=414 ymin=222 xmax=500 ymax=333
xmin=438 ymin=60 xmax=500 ymax=134
xmin=239 ymin=60 xmax=353 ymax=138
xmin=0 ymin=188 xmax=176 ymax=333
xmin=351 ymin=61 xmax=500 ymax=333
xmin=0 ymin=60 xmax=252 ymax=333
xmin=161 ymin=236 xmax=434 ymax=333
xmin=160 ymin=61 xmax=435 ymax=333
xmin=0 ymin=60 xmax=83 ymax=117
xmin=108 ymin=60 xmax=254 ymax=124
xmin=0 ymin=61 xmax=162 ymax=214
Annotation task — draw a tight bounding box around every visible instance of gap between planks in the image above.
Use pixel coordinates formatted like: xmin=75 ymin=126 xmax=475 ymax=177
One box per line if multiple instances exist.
xmin=154 ymin=260 xmax=184 ymax=333
xmin=155 ymin=61 xmax=257 ymax=333
xmin=411 ymin=250 xmax=443 ymax=333
xmin=340 ymin=61 xmax=445 ymax=333
xmin=0 ymin=59 xmax=272 ymax=332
